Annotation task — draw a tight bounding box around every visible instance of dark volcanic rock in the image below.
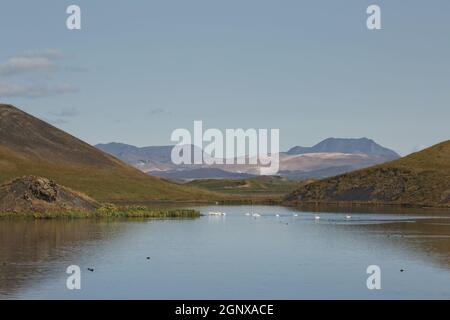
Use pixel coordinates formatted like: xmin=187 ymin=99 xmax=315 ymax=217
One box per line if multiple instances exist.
xmin=27 ymin=177 xmax=58 ymax=202
xmin=0 ymin=176 xmax=99 ymax=213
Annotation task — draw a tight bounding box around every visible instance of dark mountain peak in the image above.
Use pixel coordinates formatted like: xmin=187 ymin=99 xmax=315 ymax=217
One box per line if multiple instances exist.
xmin=287 ymin=137 xmax=400 ymax=159
xmin=320 ymin=137 xmax=372 ymax=144
xmin=97 ymin=142 xmax=136 ymax=149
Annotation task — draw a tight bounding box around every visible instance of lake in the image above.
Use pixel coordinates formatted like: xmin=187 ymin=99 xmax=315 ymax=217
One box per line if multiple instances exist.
xmin=1 ymin=205 xmax=450 ymax=299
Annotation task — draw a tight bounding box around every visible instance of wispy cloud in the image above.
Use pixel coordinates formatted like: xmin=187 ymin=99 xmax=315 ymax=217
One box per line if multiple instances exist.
xmin=0 ymin=49 xmax=80 ymax=99
xmin=0 ymin=49 xmax=64 ymax=76
xmin=0 ymin=81 xmax=77 ymax=98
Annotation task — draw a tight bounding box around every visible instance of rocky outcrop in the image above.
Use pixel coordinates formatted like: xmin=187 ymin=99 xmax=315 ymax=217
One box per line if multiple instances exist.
xmin=24 ymin=177 xmax=58 ymax=202
xmin=0 ymin=176 xmax=100 ymax=214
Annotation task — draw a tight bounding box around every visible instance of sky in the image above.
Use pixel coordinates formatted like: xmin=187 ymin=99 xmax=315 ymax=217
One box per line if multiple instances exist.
xmin=0 ymin=0 xmax=449 ymax=155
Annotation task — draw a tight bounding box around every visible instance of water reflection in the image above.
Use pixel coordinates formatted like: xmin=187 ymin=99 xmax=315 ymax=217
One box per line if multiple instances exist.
xmin=0 ymin=220 xmax=129 ymax=297
xmin=1 ymin=206 xmax=450 ymax=299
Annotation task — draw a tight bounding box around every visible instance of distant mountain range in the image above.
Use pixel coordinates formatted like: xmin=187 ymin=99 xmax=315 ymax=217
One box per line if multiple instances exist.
xmin=284 ymin=141 xmax=450 ymax=207
xmin=96 ymin=138 xmax=400 ymax=181
xmin=95 ymin=143 xmax=176 ymax=172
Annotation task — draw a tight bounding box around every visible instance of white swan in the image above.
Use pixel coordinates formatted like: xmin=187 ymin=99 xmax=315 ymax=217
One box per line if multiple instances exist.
xmin=252 ymin=213 xmax=261 ymax=218
xmin=315 ymin=215 xmax=321 ymax=220
xmin=275 ymin=214 xmax=280 ymax=217
xmin=346 ymin=215 xmax=352 ymax=219
xmin=209 ymin=211 xmax=226 ymax=216
xmin=293 ymin=213 xmax=299 ymax=217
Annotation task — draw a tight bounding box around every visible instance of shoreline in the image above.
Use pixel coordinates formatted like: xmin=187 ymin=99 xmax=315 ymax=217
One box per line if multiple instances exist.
xmin=2 ymin=200 xmax=450 ymax=220
xmin=0 ymin=206 xmax=201 ymax=220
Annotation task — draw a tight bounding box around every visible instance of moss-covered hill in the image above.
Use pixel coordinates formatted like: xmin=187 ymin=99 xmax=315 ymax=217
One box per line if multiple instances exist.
xmin=187 ymin=175 xmax=304 ymax=200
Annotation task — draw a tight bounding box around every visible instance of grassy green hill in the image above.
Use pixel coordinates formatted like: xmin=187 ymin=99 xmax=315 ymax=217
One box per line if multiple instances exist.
xmin=285 ymin=141 xmax=450 ymax=207
xmin=187 ymin=176 xmax=305 ymax=200
xmin=0 ymin=104 xmax=221 ymax=203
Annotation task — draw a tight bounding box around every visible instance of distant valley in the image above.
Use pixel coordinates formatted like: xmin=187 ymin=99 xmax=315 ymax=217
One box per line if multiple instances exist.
xmin=96 ymin=138 xmax=400 ymax=181
xmin=0 ymin=104 xmax=448 ymax=211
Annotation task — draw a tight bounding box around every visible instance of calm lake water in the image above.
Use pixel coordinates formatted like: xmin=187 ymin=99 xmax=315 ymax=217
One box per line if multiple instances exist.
xmin=1 ymin=205 xmax=450 ymax=299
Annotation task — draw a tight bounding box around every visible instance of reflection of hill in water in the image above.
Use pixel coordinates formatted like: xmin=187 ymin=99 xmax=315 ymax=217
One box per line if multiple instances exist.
xmin=358 ymin=217 xmax=450 ymax=269
xmin=293 ymin=205 xmax=450 ymax=268
xmin=292 ymin=203 xmax=450 ymax=216
xmin=0 ymin=220 xmax=129 ymax=298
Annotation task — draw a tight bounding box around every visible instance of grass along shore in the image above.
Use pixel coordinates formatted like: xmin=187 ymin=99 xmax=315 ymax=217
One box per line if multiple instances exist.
xmin=0 ymin=204 xmax=201 ymax=219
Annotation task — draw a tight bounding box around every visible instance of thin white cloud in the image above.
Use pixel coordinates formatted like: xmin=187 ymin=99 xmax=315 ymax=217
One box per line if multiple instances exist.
xmin=0 ymin=81 xmax=77 ymax=98
xmin=0 ymin=56 xmax=55 ymax=75
xmin=0 ymin=49 xmax=64 ymax=76
xmin=0 ymin=49 xmax=80 ymax=99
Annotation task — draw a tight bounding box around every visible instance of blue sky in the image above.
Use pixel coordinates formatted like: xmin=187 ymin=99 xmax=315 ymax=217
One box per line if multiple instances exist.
xmin=0 ymin=0 xmax=449 ymax=155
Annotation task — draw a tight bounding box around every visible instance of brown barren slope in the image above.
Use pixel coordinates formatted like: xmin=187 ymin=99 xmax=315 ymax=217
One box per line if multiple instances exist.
xmin=285 ymin=141 xmax=450 ymax=207
xmin=0 ymin=104 xmax=219 ymax=202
